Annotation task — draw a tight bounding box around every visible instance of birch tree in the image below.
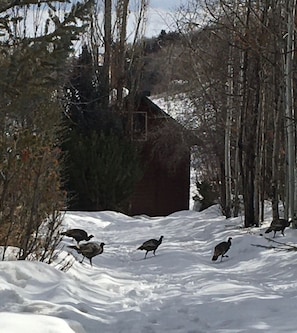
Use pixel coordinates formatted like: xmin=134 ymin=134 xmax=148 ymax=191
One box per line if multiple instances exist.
xmin=283 ymin=0 xmax=296 ymax=226
xmin=173 ymin=0 xmax=275 ymax=225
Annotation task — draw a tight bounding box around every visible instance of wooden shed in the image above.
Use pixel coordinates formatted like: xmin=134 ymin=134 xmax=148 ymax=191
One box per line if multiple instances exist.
xmin=126 ymin=94 xmax=193 ymax=217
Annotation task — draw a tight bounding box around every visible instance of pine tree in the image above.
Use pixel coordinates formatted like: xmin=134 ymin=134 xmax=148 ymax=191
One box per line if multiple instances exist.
xmin=63 ymin=45 xmax=142 ymax=211
xmin=0 ymin=0 xmax=93 ymax=262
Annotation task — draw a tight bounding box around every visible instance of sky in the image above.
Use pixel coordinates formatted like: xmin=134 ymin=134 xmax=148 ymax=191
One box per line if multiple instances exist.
xmin=1 ymin=201 xmax=297 ymax=332
xmin=150 ymin=0 xmax=183 ymax=11
xmin=0 ymin=0 xmax=185 ymax=45
xmin=138 ymin=0 xmax=186 ymax=37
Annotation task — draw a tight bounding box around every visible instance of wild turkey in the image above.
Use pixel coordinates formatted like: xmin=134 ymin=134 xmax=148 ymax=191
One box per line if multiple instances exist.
xmin=212 ymin=237 xmax=232 ymax=262
xmin=61 ymin=228 xmax=94 ymax=245
xmin=265 ymin=219 xmax=291 ymax=238
xmin=137 ymin=236 xmax=163 ymax=259
xmin=68 ymin=242 xmax=105 ymax=266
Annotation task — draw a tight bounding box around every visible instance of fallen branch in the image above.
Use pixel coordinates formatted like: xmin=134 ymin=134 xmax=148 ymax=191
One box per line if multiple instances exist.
xmin=264 ymin=237 xmax=297 ymax=250
xmin=251 ymin=243 xmax=291 ymax=251
xmin=251 ymin=237 xmax=297 ymax=252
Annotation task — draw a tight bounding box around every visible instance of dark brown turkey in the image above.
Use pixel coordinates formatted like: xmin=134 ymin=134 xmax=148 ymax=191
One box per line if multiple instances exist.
xmin=61 ymin=228 xmax=94 ymax=245
xmin=212 ymin=237 xmax=232 ymax=262
xmin=68 ymin=242 xmax=105 ymax=266
xmin=265 ymin=219 xmax=291 ymax=238
xmin=137 ymin=236 xmax=163 ymax=259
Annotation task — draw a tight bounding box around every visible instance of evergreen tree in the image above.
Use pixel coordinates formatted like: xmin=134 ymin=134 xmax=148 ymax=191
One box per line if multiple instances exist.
xmin=0 ymin=0 xmax=93 ymax=262
xmin=63 ymin=45 xmax=142 ymax=211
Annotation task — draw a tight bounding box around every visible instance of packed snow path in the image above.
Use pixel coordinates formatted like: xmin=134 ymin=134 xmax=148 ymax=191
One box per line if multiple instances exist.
xmin=0 ymin=205 xmax=297 ymax=332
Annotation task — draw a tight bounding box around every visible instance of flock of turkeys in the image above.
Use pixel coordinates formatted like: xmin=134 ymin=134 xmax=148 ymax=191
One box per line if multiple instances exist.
xmin=61 ymin=228 xmax=164 ymax=266
xmin=61 ymin=218 xmax=291 ymax=266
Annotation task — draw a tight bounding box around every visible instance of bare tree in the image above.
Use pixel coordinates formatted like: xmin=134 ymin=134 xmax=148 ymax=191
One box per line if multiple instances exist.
xmin=283 ymin=0 xmax=297 ymax=226
xmin=169 ymin=0 xmax=294 ymax=227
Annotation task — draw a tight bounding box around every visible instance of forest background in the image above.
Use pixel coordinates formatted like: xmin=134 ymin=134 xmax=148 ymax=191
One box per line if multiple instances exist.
xmin=0 ymin=0 xmax=296 ymax=262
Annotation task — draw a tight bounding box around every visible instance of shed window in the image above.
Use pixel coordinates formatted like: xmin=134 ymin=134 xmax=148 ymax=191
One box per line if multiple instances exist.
xmin=132 ymin=112 xmax=147 ymax=141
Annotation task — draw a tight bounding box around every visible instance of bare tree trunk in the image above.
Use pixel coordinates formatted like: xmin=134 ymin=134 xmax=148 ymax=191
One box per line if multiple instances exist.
xmin=103 ymin=0 xmax=112 ymax=108
xmin=268 ymin=1 xmax=280 ymax=221
xmin=224 ymin=41 xmax=233 ymax=218
xmin=255 ymin=3 xmax=272 ymax=224
xmin=284 ymin=0 xmax=296 ymax=226
xmin=113 ymin=0 xmax=129 ymax=110
xmin=237 ymin=1 xmax=257 ymax=227
xmin=254 ymin=65 xmax=264 ymax=226
xmin=233 ymin=45 xmax=245 ymax=218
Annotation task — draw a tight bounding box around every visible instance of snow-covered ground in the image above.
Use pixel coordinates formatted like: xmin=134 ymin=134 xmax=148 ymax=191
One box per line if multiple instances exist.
xmin=1 ymin=204 xmax=297 ymax=332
